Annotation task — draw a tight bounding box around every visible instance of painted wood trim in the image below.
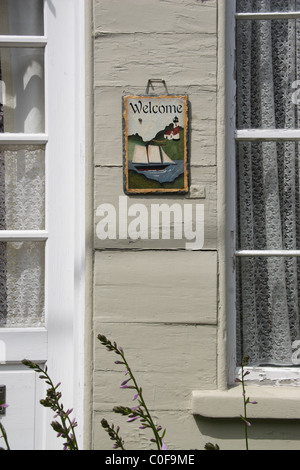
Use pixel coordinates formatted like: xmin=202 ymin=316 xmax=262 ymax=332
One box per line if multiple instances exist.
xmin=0 ymin=230 xmax=48 ymax=241
xmin=224 ymin=0 xmax=238 ymax=387
xmin=0 ymin=35 xmax=47 ymax=47
xmin=236 ymin=12 xmax=300 ymax=20
xmin=236 ymin=129 xmax=300 ymax=141
xmin=0 ymin=134 xmax=48 ymax=144
xmin=0 ymin=328 xmax=47 ymax=363
xmin=192 ymin=385 xmax=300 ymax=419
xmin=43 ymin=0 xmax=86 ymax=449
xmin=236 ymin=250 xmax=300 ymax=257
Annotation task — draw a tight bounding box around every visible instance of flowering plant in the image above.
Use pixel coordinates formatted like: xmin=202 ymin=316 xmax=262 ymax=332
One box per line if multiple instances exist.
xmin=235 ymin=356 xmax=258 ymax=451
xmin=22 ymin=359 xmax=79 ymax=450
xmin=98 ymin=333 xmax=167 ymax=450
xmin=0 ymin=402 xmax=9 ymax=451
xmin=0 ymin=340 xmax=257 ymax=451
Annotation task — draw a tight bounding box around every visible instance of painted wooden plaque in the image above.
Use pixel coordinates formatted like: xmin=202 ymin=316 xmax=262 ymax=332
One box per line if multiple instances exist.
xmin=123 ymin=95 xmax=189 ymax=194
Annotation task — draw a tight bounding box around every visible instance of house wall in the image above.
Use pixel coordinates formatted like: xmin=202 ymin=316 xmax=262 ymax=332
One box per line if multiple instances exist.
xmin=87 ymin=0 xmax=300 ymax=451
xmin=90 ymin=0 xmax=218 ymax=451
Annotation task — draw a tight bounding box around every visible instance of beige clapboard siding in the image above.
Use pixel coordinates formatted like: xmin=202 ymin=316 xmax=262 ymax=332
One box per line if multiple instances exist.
xmin=94 ymin=33 xmax=216 ymax=87
xmin=93 ymin=323 xmax=216 ymax=409
xmin=94 ymin=86 xmax=217 ymax=167
xmin=94 ymin=0 xmax=216 ymax=35
xmin=94 ymin=251 xmax=217 ymax=324
xmin=94 ymin=166 xmax=217 ymax=251
xmin=92 ymin=0 xmax=218 ymax=451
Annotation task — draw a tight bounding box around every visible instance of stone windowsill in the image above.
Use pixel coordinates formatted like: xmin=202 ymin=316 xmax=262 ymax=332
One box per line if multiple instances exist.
xmin=192 ymin=385 xmax=300 ymax=420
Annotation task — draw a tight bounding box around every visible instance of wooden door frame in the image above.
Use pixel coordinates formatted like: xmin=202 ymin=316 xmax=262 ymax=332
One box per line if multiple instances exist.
xmin=44 ymin=0 xmax=86 ymax=449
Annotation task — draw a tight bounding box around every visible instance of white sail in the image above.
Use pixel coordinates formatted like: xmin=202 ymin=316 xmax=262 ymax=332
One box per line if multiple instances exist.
xmin=132 ymin=144 xmax=175 ymax=166
xmin=161 ymin=148 xmax=175 ymax=164
xmin=148 ymin=145 xmax=162 ymax=163
xmin=132 ymin=145 xmax=148 ymax=164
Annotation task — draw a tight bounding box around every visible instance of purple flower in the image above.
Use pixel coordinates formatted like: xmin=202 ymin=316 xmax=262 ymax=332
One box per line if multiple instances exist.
xmin=240 ymin=415 xmax=251 ymax=427
xmin=121 ymin=378 xmax=132 ymax=386
xmin=127 ymin=416 xmax=139 ymax=423
xmin=162 ymin=440 xmax=167 ymax=450
xmin=133 ymin=392 xmax=139 ymax=401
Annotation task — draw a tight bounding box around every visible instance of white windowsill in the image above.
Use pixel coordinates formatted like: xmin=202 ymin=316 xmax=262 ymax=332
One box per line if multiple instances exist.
xmin=192 ymin=384 xmax=300 ymax=420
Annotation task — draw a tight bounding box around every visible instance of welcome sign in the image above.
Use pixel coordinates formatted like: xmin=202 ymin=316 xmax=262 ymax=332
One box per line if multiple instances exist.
xmin=123 ymin=95 xmax=189 ymax=194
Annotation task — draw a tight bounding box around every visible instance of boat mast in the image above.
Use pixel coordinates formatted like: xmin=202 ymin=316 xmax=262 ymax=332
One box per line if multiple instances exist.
xmin=158 ymin=146 xmax=163 ymax=164
xmin=145 ymin=144 xmax=150 ymax=163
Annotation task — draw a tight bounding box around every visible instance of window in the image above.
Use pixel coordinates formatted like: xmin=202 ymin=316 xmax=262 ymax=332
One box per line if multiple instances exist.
xmin=0 ymin=0 xmax=46 ymax=330
xmin=0 ymin=0 xmax=85 ymax=449
xmin=232 ymin=1 xmax=300 ymax=371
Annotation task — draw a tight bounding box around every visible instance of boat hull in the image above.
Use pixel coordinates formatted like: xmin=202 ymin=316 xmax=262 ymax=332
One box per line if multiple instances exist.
xmin=133 ymin=163 xmax=172 ymax=172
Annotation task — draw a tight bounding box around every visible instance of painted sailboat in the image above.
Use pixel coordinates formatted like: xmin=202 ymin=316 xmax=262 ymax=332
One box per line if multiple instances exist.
xmin=132 ymin=144 xmax=175 ymax=171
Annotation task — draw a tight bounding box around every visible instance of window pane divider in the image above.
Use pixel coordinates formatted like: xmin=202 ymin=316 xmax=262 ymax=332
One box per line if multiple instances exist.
xmin=0 ymin=35 xmax=47 ymax=47
xmin=236 ymin=129 xmax=300 ymax=141
xmin=0 ymin=134 xmax=48 ymax=144
xmin=0 ymin=230 xmax=48 ymax=241
xmin=236 ymin=250 xmax=300 ymax=257
xmin=236 ymin=12 xmax=300 ymax=20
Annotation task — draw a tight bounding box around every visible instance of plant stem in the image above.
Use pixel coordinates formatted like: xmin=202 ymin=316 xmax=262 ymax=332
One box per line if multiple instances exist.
xmin=101 ymin=419 xmax=126 ymax=450
xmin=0 ymin=422 xmax=10 ymax=450
xmin=22 ymin=359 xmax=78 ymax=450
xmin=45 ymin=372 xmax=79 ymax=451
xmin=241 ymin=372 xmax=249 ymax=451
xmin=98 ymin=335 xmax=164 ymax=450
xmin=121 ymin=352 xmax=162 ymax=450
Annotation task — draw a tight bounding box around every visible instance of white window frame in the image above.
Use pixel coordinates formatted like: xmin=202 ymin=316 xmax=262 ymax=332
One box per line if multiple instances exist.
xmin=0 ymin=0 xmax=86 ymax=449
xmin=226 ymin=0 xmax=300 ymax=386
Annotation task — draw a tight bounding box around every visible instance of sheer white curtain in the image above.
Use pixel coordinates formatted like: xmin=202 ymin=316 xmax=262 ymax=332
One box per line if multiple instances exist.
xmin=0 ymin=0 xmax=44 ymax=133
xmin=236 ymin=0 xmax=300 ymax=365
xmin=0 ymin=0 xmax=45 ymax=327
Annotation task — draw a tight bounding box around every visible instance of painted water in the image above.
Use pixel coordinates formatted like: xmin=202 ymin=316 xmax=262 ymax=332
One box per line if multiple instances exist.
xmin=128 ymin=160 xmax=184 ymax=184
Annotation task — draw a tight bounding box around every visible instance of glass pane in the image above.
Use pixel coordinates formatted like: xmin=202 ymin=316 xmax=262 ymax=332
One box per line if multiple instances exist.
xmin=236 ymin=256 xmax=300 ymax=367
xmin=0 ymin=0 xmax=44 ymax=36
xmin=236 ymin=19 xmax=300 ymax=129
xmin=0 ymin=48 xmax=44 ymax=133
xmin=0 ymin=145 xmax=45 ymax=230
xmin=0 ymin=241 xmax=45 ymax=327
xmin=237 ymin=0 xmax=300 ymax=13
xmin=237 ymin=141 xmax=300 ymax=250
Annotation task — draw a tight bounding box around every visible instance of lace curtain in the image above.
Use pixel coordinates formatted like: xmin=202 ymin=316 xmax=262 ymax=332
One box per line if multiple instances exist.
xmin=236 ymin=0 xmax=300 ymax=365
xmin=0 ymin=0 xmax=45 ymax=327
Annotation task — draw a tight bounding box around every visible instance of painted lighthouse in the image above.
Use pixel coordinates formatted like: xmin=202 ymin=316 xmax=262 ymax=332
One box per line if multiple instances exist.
xmin=164 ymin=116 xmax=180 ymax=141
